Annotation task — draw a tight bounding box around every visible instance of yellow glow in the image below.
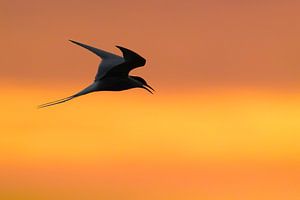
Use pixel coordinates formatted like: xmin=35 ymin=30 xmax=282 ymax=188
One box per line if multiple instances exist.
xmin=1 ymin=87 xmax=299 ymax=161
xmin=0 ymin=87 xmax=299 ymax=199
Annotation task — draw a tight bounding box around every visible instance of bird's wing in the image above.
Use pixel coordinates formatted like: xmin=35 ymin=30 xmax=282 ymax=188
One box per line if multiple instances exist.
xmin=103 ymin=46 xmax=146 ymax=78
xmin=69 ymin=40 xmax=120 ymax=59
xmin=95 ymin=57 xmax=124 ymax=80
xmin=69 ymin=40 xmax=125 ymax=81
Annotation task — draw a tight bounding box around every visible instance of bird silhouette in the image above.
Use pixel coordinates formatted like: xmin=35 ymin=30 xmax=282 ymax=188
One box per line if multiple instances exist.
xmin=38 ymin=40 xmax=154 ymax=108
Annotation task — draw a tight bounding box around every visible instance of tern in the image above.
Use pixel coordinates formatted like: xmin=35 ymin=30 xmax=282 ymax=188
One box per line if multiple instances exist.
xmin=38 ymin=40 xmax=154 ymax=108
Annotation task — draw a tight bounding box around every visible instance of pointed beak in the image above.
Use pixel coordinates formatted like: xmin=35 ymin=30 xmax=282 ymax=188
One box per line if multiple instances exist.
xmin=145 ymin=83 xmax=155 ymax=92
xmin=142 ymin=85 xmax=154 ymax=94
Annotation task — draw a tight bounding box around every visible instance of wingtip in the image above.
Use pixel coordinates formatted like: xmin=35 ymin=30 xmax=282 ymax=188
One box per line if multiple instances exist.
xmin=115 ymin=45 xmax=125 ymax=49
xmin=69 ymin=40 xmax=85 ymax=47
xmin=69 ymin=39 xmax=77 ymax=44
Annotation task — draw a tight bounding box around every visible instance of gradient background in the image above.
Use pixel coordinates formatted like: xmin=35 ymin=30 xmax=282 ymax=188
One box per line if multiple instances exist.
xmin=1 ymin=0 xmax=300 ymax=199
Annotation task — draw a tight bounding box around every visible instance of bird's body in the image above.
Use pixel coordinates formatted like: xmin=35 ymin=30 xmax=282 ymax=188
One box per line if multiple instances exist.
xmin=39 ymin=40 xmax=154 ymax=108
xmin=97 ymin=76 xmax=141 ymax=91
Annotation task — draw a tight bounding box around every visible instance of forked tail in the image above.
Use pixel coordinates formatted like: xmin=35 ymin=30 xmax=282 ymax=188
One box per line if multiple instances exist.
xmin=38 ymin=95 xmax=75 ymax=108
xmin=38 ymin=83 xmax=98 ymax=109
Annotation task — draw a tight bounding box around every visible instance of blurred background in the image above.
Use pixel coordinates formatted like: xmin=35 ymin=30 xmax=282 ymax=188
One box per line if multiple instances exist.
xmin=1 ymin=0 xmax=299 ymax=199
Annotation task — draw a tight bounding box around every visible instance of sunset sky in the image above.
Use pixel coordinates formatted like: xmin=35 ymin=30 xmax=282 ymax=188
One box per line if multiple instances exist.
xmin=1 ymin=0 xmax=300 ymax=199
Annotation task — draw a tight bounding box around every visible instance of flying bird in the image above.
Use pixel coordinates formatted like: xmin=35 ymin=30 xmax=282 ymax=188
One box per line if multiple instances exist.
xmin=39 ymin=40 xmax=154 ymax=108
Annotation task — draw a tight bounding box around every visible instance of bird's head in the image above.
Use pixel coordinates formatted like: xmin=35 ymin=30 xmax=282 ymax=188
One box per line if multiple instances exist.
xmin=130 ymin=76 xmax=155 ymax=94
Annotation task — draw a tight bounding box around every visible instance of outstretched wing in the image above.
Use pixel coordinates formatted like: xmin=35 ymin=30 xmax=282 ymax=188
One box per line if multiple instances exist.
xmin=104 ymin=46 xmax=146 ymax=78
xmin=69 ymin=40 xmax=125 ymax=81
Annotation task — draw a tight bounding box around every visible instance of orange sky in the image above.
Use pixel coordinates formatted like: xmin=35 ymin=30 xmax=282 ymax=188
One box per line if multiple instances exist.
xmin=1 ymin=0 xmax=300 ymax=199
xmin=2 ymin=0 xmax=300 ymax=89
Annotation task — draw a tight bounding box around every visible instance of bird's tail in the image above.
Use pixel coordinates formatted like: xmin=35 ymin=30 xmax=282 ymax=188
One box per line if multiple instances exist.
xmin=38 ymin=83 xmax=98 ymax=109
xmin=38 ymin=95 xmax=75 ymax=108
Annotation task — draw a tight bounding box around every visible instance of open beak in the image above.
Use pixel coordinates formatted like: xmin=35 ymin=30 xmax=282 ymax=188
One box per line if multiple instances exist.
xmin=145 ymin=84 xmax=155 ymax=92
xmin=142 ymin=85 xmax=154 ymax=94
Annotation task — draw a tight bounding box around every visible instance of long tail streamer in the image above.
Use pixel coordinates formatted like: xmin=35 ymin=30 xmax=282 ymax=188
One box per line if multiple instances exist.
xmin=38 ymin=96 xmax=75 ymax=108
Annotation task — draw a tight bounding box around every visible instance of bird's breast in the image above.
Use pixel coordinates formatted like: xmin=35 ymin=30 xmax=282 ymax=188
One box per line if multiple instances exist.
xmin=96 ymin=77 xmax=136 ymax=91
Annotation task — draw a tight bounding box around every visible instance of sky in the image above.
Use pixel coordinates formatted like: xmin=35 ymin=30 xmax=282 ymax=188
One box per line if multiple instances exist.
xmin=1 ymin=0 xmax=300 ymax=199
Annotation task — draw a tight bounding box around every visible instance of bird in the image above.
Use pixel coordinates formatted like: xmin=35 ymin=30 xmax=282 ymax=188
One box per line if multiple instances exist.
xmin=38 ymin=40 xmax=154 ymax=108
